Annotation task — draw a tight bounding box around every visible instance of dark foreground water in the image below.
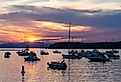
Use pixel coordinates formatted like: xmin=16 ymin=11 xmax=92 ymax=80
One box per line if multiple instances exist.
xmin=0 ymin=48 xmax=121 ymax=82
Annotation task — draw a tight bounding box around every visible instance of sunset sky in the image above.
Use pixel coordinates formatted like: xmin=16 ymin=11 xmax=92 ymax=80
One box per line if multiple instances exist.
xmin=0 ymin=0 xmax=121 ymax=42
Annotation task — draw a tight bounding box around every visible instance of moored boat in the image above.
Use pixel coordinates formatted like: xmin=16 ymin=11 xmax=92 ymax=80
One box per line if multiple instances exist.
xmin=88 ymin=56 xmax=110 ymax=62
xmin=4 ymin=52 xmax=11 ymax=58
xmin=68 ymin=50 xmax=78 ymax=54
xmin=62 ymin=53 xmax=82 ymax=59
xmin=47 ymin=60 xmax=67 ymax=70
xmin=16 ymin=50 xmax=30 ymax=56
xmin=53 ymin=50 xmax=61 ymax=53
xmin=24 ymin=51 xmax=40 ymax=61
xmin=105 ymin=52 xmax=120 ymax=59
xmin=106 ymin=49 xmax=119 ymax=53
xmin=40 ymin=50 xmax=49 ymax=55
xmin=88 ymin=52 xmax=110 ymax=62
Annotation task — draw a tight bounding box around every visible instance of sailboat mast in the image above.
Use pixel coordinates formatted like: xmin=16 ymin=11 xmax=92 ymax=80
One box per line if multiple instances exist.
xmin=24 ymin=36 xmax=29 ymax=51
xmin=69 ymin=22 xmax=71 ymax=42
xmin=68 ymin=22 xmax=71 ymax=82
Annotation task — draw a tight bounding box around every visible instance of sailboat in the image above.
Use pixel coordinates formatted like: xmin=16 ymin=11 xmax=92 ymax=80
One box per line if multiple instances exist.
xmin=16 ymin=37 xmax=30 ymax=56
xmin=24 ymin=51 xmax=40 ymax=61
xmin=105 ymin=49 xmax=120 ymax=59
xmin=104 ymin=39 xmax=120 ymax=59
xmin=16 ymin=43 xmax=30 ymax=56
xmin=87 ymin=50 xmax=110 ymax=62
xmin=62 ymin=23 xmax=81 ymax=59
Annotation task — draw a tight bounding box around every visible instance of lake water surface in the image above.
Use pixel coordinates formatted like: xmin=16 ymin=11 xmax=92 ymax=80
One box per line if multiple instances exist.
xmin=0 ymin=48 xmax=121 ymax=82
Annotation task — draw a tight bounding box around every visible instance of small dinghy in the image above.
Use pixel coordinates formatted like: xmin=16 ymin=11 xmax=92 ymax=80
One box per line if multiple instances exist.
xmin=4 ymin=52 xmax=11 ymax=58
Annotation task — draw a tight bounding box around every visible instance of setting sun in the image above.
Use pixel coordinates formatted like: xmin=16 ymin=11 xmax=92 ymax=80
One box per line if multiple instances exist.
xmin=26 ymin=36 xmax=40 ymax=42
xmin=28 ymin=37 xmax=37 ymax=42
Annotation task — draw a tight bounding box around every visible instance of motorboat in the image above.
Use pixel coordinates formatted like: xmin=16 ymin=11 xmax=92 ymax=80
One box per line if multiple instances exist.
xmin=106 ymin=49 xmax=119 ymax=53
xmin=24 ymin=55 xmax=40 ymax=61
xmin=88 ymin=56 xmax=110 ymax=62
xmin=16 ymin=50 xmax=30 ymax=56
xmin=78 ymin=50 xmax=87 ymax=58
xmin=62 ymin=54 xmax=82 ymax=59
xmin=53 ymin=50 xmax=61 ymax=53
xmin=62 ymin=52 xmax=82 ymax=59
xmin=68 ymin=50 xmax=78 ymax=54
xmin=47 ymin=60 xmax=67 ymax=70
xmin=88 ymin=51 xmax=110 ymax=62
xmin=105 ymin=51 xmax=120 ymax=59
xmin=24 ymin=51 xmax=40 ymax=61
xmin=40 ymin=50 xmax=49 ymax=55
xmin=4 ymin=52 xmax=11 ymax=58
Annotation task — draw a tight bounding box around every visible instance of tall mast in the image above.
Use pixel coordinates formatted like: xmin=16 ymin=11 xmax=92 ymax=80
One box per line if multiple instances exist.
xmin=68 ymin=22 xmax=71 ymax=82
xmin=69 ymin=22 xmax=71 ymax=42
xmin=82 ymin=36 xmax=83 ymax=43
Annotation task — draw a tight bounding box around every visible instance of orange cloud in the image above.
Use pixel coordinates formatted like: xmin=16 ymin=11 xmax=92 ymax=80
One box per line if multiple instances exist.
xmin=33 ymin=21 xmax=91 ymax=32
xmin=0 ymin=20 xmax=92 ymax=42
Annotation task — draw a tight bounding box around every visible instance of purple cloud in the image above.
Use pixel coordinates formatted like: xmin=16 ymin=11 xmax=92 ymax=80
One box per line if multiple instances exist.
xmin=0 ymin=5 xmax=121 ymax=42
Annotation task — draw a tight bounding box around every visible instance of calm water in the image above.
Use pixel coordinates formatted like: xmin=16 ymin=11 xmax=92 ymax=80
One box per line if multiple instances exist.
xmin=0 ymin=48 xmax=121 ymax=82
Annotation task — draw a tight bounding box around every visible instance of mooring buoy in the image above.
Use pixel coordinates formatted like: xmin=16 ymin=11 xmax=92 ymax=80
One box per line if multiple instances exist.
xmin=21 ymin=65 xmax=25 ymax=80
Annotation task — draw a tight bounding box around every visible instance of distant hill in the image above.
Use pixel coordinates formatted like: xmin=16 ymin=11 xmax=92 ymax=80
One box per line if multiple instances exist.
xmin=0 ymin=42 xmax=51 ymax=48
xmin=1 ymin=41 xmax=121 ymax=49
xmin=49 ymin=42 xmax=121 ymax=49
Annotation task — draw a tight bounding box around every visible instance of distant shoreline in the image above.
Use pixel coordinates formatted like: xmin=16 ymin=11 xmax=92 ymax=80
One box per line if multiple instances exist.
xmin=0 ymin=42 xmax=121 ymax=49
xmin=48 ymin=42 xmax=121 ymax=49
xmin=0 ymin=42 xmax=50 ymax=48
